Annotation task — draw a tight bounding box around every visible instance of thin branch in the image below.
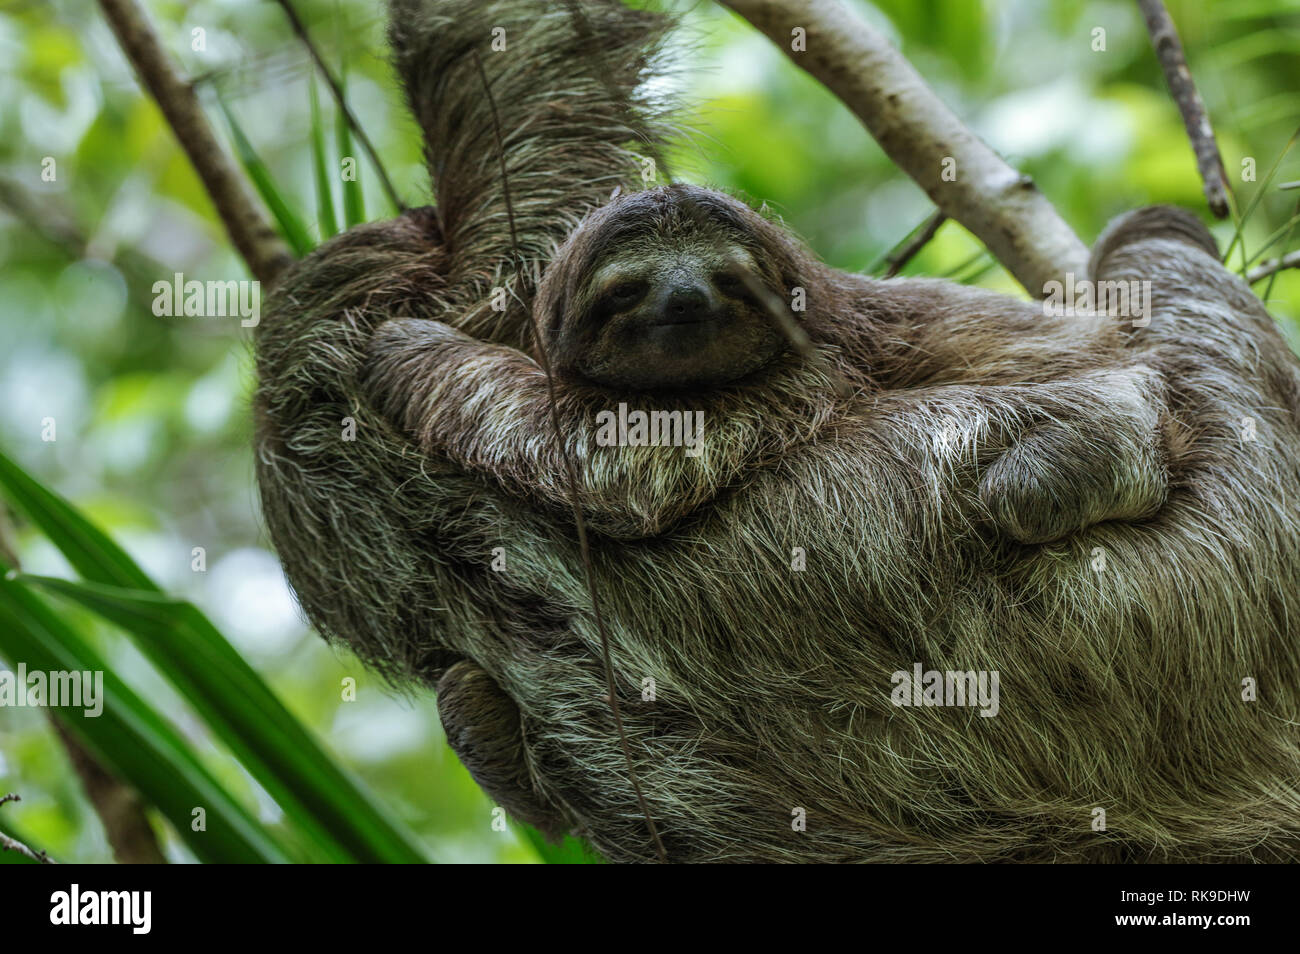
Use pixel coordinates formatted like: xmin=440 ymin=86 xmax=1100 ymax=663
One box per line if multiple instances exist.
xmin=1137 ymin=0 xmax=1230 ymax=218
xmin=96 ymin=0 xmax=293 ymax=286
xmin=718 ymin=0 xmax=1089 ymax=296
xmin=1246 ymin=249 xmax=1300 ymax=284
xmin=0 ymin=176 xmax=173 ymax=300
xmin=272 ymin=0 xmax=406 ymax=213
xmin=0 ymin=830 xmax=55 ymax=863
xmin=0 ymin=179 xmax=85 ymax=258
xmin=50 ymin=720 xmax=168 ymax=864
xmin=885 ymin=210 xmax=948 ymax=277
xmin=0 ymin=794 xmax=57 ymax=864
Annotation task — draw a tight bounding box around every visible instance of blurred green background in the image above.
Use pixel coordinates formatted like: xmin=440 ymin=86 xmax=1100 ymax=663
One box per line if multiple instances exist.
xmin=1 ymin=0 xmax=1297 ymax=863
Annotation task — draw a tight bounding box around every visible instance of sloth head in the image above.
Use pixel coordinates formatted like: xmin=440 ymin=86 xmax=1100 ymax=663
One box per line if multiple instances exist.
xmin=536 ymin=185 xmax=802 ymax=392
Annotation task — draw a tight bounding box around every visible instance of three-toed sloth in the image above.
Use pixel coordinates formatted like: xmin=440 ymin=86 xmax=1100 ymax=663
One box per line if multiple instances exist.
xmin=254 ymin=0 xmax=1300 ymax=861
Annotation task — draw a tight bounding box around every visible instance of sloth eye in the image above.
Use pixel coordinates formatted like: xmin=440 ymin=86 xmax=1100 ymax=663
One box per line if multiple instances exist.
xmin=715 ymin=271 xmax=745 ymax=295
xmin=606 ymin=281 xmax=647 ymax=308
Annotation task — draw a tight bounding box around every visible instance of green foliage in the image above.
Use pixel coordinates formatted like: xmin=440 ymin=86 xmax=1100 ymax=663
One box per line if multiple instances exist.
xmin=518 ymin=824 xmax=602 ymax=864
xmin=0 ymin=449 xmax=429 ymax=862
xmin=0 ymin=566 xmax=290 ymax=863
xmin=310 ymin=80 xmax=339 ymax=241
xmin=335 ymin=73 xmax=366 ymax=228
xmin=218 ymin=96 xmax=314 ymax=256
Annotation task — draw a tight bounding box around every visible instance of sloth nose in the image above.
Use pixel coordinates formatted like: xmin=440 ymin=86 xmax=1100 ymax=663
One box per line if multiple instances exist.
xmin=658 ymin=281 xmax=713 ymax=325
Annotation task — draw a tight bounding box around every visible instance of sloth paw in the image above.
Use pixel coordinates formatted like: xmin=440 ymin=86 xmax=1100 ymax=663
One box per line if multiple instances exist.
xmin=980 ymin=423 xmax=1168 ymax=544
xmin=436 ymin=660 xmax=568 ymax=837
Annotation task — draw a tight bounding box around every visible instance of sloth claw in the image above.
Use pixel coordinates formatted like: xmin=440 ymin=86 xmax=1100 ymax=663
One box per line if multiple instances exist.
xmin=980 ymin=424 xmax=1168 ymax=544
xmin=436 ymin=660 xmax=568 ymax=837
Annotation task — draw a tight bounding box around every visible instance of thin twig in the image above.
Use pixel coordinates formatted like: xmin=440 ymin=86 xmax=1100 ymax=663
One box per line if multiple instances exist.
xmin=885 ymin=210 xmax=948 ymax=277
xmin=0 ymin=179 xmax=85 ymax=257
xmin=724 ymin=259 xmax=850 ymax=398
xmin=720 ymin=0 xmax=1089 ymax=295
xmin=0 ymin=794 xmax=57 ymax=864
xmin=1247 ymin=249 xmax=1300 ymax=284
xmin=1136 ymin=0 xmax=1231 ymax=218
xmin=272 ymin=0 xmax=406 ymax=213
xmin=471 ymin=47 xmax=668 ymax=864
xmin=96 ymin=0 xmax=293 ymax=286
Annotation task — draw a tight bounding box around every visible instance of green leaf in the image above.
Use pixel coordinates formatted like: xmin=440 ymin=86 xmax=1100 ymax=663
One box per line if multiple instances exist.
xmin=1224 ymin=125 xmax=1300 ymax=271
xmin=0 ymin=565 xmax=290 ymax=863
xmin=0 ymin=449 xmax=430 ymax=864
xmin=336 ymin=72 xmax=365 ymax=227
xmin=216 ymin=96 xmax=314 ymax=256
xmin=16 ymin=572 xmax=430 ymax=864
xmin=310 ymin=79 xmax=338 ymax=240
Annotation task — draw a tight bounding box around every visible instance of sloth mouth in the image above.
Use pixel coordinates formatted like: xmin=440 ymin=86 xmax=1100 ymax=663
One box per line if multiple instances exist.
xmin=648 ymin=312 xmax=726 ymax=328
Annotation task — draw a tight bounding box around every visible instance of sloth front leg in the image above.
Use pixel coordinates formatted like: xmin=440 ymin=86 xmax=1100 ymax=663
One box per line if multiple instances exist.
xmin=363 ymin=316 xmax=761 ymax=539
xmin=436 ymin=660 xmax=568 ymax=837
xmin=979 ymin=365 xmax=1169 ymax=544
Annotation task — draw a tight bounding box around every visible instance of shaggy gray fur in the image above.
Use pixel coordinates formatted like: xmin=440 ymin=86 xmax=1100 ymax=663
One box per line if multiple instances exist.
xmin=254 ymin=0 xmax=1300 ymax=861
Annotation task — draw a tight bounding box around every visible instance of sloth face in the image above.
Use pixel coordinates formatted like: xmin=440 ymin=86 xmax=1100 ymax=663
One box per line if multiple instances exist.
xmin=540 ymin=186 xmax=791 ymax=393
xmin=572 ymin=242 xmax=786 ymax=391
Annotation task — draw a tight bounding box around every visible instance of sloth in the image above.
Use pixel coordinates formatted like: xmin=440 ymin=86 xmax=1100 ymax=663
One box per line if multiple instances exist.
xmin=538 ymin=188 xmax=790 ymax=391
xmin=254 ymin=0 xmax=1300 ymax=862
xmin=364 ymin=183 xmax=1172 ymax=547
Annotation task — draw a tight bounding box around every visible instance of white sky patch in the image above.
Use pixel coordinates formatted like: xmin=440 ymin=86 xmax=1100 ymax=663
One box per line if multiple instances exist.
xmin=979 ymin=79 xmax=1131 ymax=163
xmin=331 ymin=697 xmax=432 ymax=763
xmin=184 ymin=354 xmax=240 ymax=435
xmin=201 ymin=548 xmax=305 ymax=658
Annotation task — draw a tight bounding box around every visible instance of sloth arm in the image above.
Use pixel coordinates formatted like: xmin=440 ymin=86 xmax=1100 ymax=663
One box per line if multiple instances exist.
xmin=840 ymin=278 xmax=1173 ymax=543
xmin=365 ymin=207 xmax=1221 ymax=547
xmin=364 ymin=306 xmax=1169 ymax=546
xmin=857 ymin=202 xmax=1255 ymax=544
xmin=363 ymin=317 xmax=760 ymax=539
xmin=853 ymin=205 xmax=1263 ymax=543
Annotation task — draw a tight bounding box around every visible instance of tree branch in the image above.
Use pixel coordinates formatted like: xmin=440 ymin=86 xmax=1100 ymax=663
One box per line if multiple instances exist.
xmin=49 ymin=720 xmax=168 ymax=864
xmin=1136 ymin=0 xmax=1230 ymax=218
xmin=885 ymin=210 xmax=947 ymax=277
xmin=1246 ymin=249 xmax=1300 ymax=284
xmin=96 ymin=0 xmax=293 ymax=286
xmin=0 ymin=175 xmax=169 ymax=289
xmin=0 ymin=794 xmax=56 ymax=864
xmin=718 ymin=0 xmax=1090 ymax=296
